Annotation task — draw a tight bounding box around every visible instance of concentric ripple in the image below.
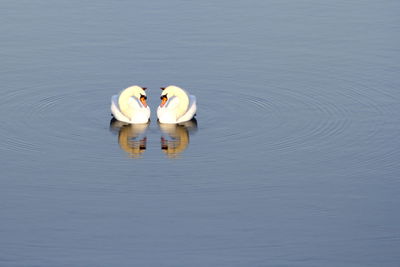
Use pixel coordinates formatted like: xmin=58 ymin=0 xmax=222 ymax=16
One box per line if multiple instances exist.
xmin=0 ymin=82 xmax=111 ymax=164
xmin=199 ymin=85 xmax=354 ymax=152
xmin=196 ymin=74 xmax=397 ymax=170
xmin=0 ymin=73 xmax=398 ymax=172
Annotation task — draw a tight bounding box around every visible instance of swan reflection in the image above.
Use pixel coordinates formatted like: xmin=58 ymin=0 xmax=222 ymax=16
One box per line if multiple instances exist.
xmin=109 ymin=118 xmax=149 ymax=158
xmin=159 ymin=119 xmax=198 ymax=158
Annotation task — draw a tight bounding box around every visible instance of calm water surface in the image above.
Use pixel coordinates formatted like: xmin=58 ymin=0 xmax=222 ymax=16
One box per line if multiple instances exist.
xmin=1 ymin=1 xmax=400 ymax=266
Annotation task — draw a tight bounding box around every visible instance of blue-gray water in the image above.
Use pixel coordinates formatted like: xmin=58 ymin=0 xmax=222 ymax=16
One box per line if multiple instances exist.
xmin=1 ymin=1 xmax=400 ymax=266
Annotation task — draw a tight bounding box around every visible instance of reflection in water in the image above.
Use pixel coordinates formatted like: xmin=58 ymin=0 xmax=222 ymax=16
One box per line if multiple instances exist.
xmin=159 ymin=119 xmax=198 ymax=158
xmin=109 ymin=118 xmax=149 ymax=158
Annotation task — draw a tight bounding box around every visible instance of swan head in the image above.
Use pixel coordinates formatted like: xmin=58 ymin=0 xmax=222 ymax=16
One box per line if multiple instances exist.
xmin=137 ymin=86 xmax=148 ymax=108
xmin=140 ymin=94 xmax=148 ymax=108
xmin=127 ymin=85 xmax=148 ymax=108
xmin=159 ymin=86 xmax=171 ymax=107
xmin=159 ymin=85 xmax=186 ymax=107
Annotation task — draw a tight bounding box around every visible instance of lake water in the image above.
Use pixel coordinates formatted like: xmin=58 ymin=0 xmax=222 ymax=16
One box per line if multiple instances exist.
xmin=1 ymin=1 xmax=400 ymax=266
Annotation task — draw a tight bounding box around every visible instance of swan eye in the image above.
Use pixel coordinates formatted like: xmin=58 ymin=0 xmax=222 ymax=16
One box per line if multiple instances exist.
xmin=160 ymin=95 xmax=167 ymax=100
xmin=140 ymin=94 xmax=147 ymax=100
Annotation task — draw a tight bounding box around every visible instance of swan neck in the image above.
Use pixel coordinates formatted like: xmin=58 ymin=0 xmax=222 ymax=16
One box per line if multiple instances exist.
xmin=173 ymin=88 xmax=190 ymax=119
xmin=118 ymin=87 xmax=139 ymax=119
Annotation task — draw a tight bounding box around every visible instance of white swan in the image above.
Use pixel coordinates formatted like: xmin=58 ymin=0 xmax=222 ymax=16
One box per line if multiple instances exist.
xmin=111 ymin=85 xmax=150 ymax=124
xmin=157 ymin=85 xmax=197 ymax=124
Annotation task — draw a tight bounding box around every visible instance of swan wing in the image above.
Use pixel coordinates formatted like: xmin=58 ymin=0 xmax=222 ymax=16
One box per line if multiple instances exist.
xmin=111 ymin=95 xmax=131 ymax=123
xmin=177 ymin=95 xmax=197 ymax=123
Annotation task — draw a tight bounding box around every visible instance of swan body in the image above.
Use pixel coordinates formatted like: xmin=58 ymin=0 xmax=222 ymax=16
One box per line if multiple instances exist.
xmin=157 ymin=86 xmax=197 ymax=124
xmin=111 ymin=85 xmax=150 ymax=124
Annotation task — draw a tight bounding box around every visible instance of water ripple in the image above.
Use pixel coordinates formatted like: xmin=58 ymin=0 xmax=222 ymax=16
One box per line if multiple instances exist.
xmin=0 ymin=76 xmax=397 ymax=171
xmin=197 ymin=76 xmax=391 ymax=168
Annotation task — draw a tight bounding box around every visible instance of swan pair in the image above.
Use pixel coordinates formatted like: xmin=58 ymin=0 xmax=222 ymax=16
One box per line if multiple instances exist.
xmin=111 ymin=85 xmax=197 ymax=124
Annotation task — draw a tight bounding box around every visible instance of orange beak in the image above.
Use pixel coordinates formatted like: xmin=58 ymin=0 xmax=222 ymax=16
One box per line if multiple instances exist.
xmin=140 ymin=97 xmax=147 ymax=108
xmin=160 ymin=97 xmax=167 ymax=107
